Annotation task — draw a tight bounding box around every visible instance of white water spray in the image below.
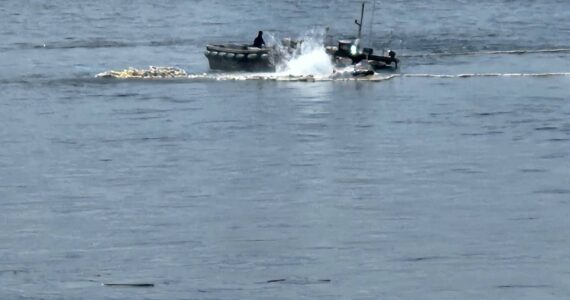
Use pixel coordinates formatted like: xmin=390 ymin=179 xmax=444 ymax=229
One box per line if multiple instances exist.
xmin=276 ymin=29 xmax=334 ymax=78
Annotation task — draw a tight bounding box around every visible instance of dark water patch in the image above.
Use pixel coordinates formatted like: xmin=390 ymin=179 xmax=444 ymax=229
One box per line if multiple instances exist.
xmin=94 ymin=77 xmax=198 ymax=85
xmin=36 ymin=111 xmax=55 ymax=116
xmin=289 ymin=162 xmax=319 ymax=167
xmin=539 ymin=152 xmax=568 ymax=159
xmin=191 ymin=120 xmax=241 ymax=126
xmin=114 ymin=93 xmax=140 ymax=98
xmin=160 ymin=97 xmax=199 ymax=104
xmin=450 ymin=167 xmax=484 ymax=174
xmin=400 ymin=256 xmax=449 ymax=262
xmin=533 ymin=189 xmax=570 ymax=195
xmin=294 ymin=122 xmax=329 ymax=131
xmin=519 ymin=168 xmax=548 ymax=173
xmin=294 ymin=132 xmax=326 ymax=141
xmin=128 ymin=239 xmax=200 ymax=248
xmin=472 ymin=111 xmax=512 ymax=117
xmin=103 ymin=283 xmax=154 ymax=288
xmin=509 ymin=118 xmax=540 ymax=125
xmin=112 ymin=108 xmax=178 ymax=116
xmin=459 ymin=252 xmax=488 ymax=259
xmin=0 ymin=76 xmax=122 ymax=89
xmin=334 ymin=177 xmax=384 ymax=185
xmin=2 ymin=74 xmax=200 ymax=89
xmin=195 ymin=287 xmax=246 ymax=294
xmin=535 ymin=126 xmax=558 ymax=131
xmin=0 ymin=184 xmax=28 ymax=189
xmin=392 ymin=119 xmax=440 ymax=125
xmin=149 ymin=38 xmax=198 ymax=47
xmin=227 ymin=123 xmax=266 ymax=131
xmin=126 ymin=115 xmax=165 ymax=121
xmin=50 ymin=138 xmax=80 ymax=146
xmin=526 ymin=96 xmax=566 ymax=102
xmin=509 ymin=216 xmax=538 ymax=221
xmin=256 ymin=256 xmax=317 ymax=268
xmin=257 ymin=223 xmax=302 ymax=229
xmin=496 ymin=284 xmax=552 ymax=289
xmin=264 ymin=278 xmax=331 ymax=285
xmin=8 ymin=37 xmax=196 ymax=51
xmin=100 ymin=136 xmax=184 ymax=145
xmin=304 ymin=246 xmax=337 ymax=251
xmin=234 ymin=239 xmax=281 ymax=243
xmin=461 ymin=131 xmax=504 ymax=136
xmin=0 ymin=139 xmax=25 ymax=145
xmin=0 ymin=269 xmax=29 ymax=276
xmin=348 ymin=206 xmax=386 ymax=212
xmin=546 ymin=138 xmax=570 ymax=142
xmin=37 ymin=40 xmax=129 ymax=50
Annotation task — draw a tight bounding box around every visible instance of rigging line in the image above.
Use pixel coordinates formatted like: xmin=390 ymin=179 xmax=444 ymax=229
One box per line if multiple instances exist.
xmin=368 ymin=0 xmax=377 ymax=44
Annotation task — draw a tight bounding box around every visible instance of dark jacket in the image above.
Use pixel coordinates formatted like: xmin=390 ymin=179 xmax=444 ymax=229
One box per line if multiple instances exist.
xmin=253 ymin=35 xmax=265 ymax=48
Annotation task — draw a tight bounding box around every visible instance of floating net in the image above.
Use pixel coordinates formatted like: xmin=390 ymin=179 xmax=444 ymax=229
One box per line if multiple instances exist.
xmin=95 ymin=66 xmax=188 ymax=79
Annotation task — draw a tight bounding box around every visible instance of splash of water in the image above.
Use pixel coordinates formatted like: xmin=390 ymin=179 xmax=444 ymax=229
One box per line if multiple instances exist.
xmin=275 ymin=29 xmax=334 ymax=78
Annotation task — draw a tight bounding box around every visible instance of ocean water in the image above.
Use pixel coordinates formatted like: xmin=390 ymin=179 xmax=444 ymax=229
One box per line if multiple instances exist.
xmin=1 ymin=1 xmax=570 ymax=299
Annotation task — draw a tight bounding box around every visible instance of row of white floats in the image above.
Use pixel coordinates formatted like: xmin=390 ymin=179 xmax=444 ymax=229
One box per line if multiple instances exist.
xmin=204 ymin=51 xmax=270 ymax=60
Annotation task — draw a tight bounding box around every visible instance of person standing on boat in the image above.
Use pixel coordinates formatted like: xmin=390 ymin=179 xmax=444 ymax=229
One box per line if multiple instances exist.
xmin=252 ymin=31 xmax=265 ymax=48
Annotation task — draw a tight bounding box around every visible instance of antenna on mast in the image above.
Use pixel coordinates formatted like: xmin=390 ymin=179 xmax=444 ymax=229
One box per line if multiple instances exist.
xmin=354 ymin=2 xmax=365 ymax=40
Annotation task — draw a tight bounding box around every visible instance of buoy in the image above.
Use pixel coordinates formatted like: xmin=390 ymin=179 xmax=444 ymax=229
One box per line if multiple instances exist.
xmin=210 ymin=51 xmax=218 ymax=56
xmin=235 ymin=54 xmax=245 ymax=59
xmin=204 ymin=50 xmax=211 ymax=56
xmin=260 ymin=54 xmax=269 ymax=60
xmin=247 ymin=54 xmax=258 ymax=60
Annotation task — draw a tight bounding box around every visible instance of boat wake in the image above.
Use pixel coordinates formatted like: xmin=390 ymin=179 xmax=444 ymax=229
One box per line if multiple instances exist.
xmin=401 ymin=48 xmax=570 ymax=58
xmin=95 ymin=67 xmax=570 ymax=82
xmin=402 ymin=72 xmax=570 ymax=78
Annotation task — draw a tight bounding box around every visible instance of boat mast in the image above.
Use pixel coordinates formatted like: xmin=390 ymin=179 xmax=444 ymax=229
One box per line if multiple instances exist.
xmin=355 ymin=2 xmax=365 ymax=40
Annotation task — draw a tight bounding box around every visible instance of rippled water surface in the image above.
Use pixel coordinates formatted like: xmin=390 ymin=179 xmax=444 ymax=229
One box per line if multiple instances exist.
xmin=1 ymin=1 xmax=570 ymax=299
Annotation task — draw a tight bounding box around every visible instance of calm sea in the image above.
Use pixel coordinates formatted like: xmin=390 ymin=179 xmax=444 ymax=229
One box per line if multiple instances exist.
xmin=1 ymin=1 xmax=570 ymax=299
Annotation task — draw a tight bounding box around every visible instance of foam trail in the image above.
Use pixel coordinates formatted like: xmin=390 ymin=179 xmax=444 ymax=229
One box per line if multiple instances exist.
xmin=95 ymin=66 xmax=187 ymax=79
xmin=96 ymin=69 xmax=570 ymax=81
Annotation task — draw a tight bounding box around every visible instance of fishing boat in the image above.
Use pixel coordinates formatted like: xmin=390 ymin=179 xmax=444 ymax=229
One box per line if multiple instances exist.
xmin=204 ymin=2 xmax=398 ymax=73
xmin=204 ymin=44 xmax=279 ymax=72
xmin=325 ymin=2 xmax=399 ymax=71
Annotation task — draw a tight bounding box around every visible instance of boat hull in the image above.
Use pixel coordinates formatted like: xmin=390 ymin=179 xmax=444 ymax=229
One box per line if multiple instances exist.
xmin=205 ymin=44 xmax=277 ymax=72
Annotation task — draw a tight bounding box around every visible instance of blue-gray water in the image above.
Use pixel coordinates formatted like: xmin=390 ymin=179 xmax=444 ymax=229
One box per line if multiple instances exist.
xmin=1 ymin=1 xmax=570 ymax=299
